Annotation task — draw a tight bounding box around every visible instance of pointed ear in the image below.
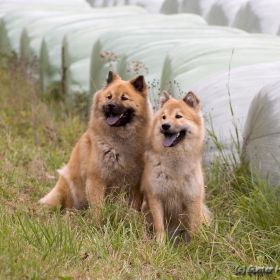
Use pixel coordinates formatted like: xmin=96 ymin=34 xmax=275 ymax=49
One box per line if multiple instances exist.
xmin=160 ymin=90 xmax=170 ymax=107
xmin=130 ymin=75 xmax=147 ymax=93
xmin=106 ymin=71 xmax=120 ymax=85
xmin=183 ymin=91 xmax=200 ymax=111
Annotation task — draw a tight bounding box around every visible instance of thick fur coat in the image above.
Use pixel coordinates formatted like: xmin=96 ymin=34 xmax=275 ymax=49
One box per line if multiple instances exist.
xmin=40 ymin=72 xmax=151 ymax=213
xmin=141 ymin=91 xmax=210 ymax=242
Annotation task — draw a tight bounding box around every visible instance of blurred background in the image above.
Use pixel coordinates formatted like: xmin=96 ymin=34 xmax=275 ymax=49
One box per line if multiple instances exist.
xmin=1 ymin=0 xmax=280 ymax=186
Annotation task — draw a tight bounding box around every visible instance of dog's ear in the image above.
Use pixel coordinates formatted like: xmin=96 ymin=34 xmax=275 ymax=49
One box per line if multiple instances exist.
xmin=160 ymin=90 xmax=170 ymax=107
xmin=130 ymin=75 xmax=147 ymax=94
xmin=183 ymin=91 xmax=200 ymax=111
xmin=106 ymin=71 xmax=120 ymax=85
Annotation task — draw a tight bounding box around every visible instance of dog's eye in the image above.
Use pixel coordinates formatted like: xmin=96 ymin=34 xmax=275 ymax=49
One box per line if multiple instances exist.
xmin=121 ymin=95 xmax=128 ymax=101
xmin=162 ymin=115 xmax=166 ymax=120
xmin=107 ymin=94 xmax=112 ymax=100
xmin=175 ymin=114 xmax=182 ymax=119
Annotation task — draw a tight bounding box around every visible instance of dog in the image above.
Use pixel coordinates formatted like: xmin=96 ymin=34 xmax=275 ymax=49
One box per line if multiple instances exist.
xmin=141 ymin=91 xmax=210 ymax=243
xmin=39 ymin=71 xmax=152 ymax=215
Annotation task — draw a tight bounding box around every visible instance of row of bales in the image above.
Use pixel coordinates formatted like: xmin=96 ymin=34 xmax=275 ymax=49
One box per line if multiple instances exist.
xmin=1 ymin=0 xmax=280 ymax=187
xmin=88 ymin=0 xmax=280 ymax=35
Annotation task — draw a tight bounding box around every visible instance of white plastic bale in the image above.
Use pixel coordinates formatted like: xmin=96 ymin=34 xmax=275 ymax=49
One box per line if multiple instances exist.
xmin=127 ymin=0 xmax=165 ymax=13
xmin=2 ymin=5 xmax=144 ymax=59
xmin=163 ymin=34 xmax=280 ymax=92
xmin=243 ymin=80 xmax=280 ymax=187
xmin=160 ymin=0 xmax=180 ymax=14
xmin=1 ymin=9 xmax=94 ymax=54
xmin=0 ymin=0 xmax=90 ymax=9
xmin=41 ymin=18 xmax=132 ymax=90
xmin=188 ymin=62 xmax=280 ymax=162
xmin=1 ymin=10 xmax=62 ymax=53
xmin=19 ymin=12 xmax=95 ymax=60
xmin=160 ymin=0 xmax=280 ymax=37
xmin=65 ymin=24 xmax=239 ymax=94
xmin=112 ymin=28 xmax=243 ymax=95
xmin=250 ymin=0 xmax=280 ymax=34
xmin=116 ymin=40 xmax=191 ymax=108
xmin=206 ymin=0 xmax=249 ymax=27
xmin=86 ymin=0 xmax=120 ymax=7
xmin=173 ymin=47 xmax=280 ymax=91
xmin=8 ymin=7 xmax=146 ymax=60
xmin=85 ymin=34 xmax=182 ymax=94
xmin=232 ymin=0 xmax=280 ymax=35
xmin=89 ymin=24 xmax=241 ymax=92
xmin=20 ymin=6 xmax=146 ymax=62
xmin=88 ymin=27 xmax=207 ymax=90
xmin=232 ymin=2 xmax=260 ymax=33
xmin=0 ymin=1 xmax=90 ymax=18
xmin=60 ymin=13 xmax=206 ymax=93
xmin=86 ymin=0 xmax=103 ymax=6
xmin=180 ymin=0 xmax=216 ymax=17
xmin=87 ymin=0 xmax=165 ymax=13
xmin=38 ymin=7 xmax=147 ymax=90
xmin=64 ymin=13 xmax=205 ymax=68
xmin=69 ymin=40 xmax=178 ymax=95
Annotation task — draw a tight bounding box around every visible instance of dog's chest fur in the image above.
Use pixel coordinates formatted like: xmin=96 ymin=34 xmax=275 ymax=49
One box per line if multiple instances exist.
xmin=147 ymin=153 xmax=203 ymax=215
xmin=96 ymin=137 xmax=143 ymax=187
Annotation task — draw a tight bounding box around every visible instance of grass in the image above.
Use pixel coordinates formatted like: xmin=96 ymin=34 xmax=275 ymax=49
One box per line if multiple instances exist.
xmin=0 ymin=60 xmax=279 ymax=280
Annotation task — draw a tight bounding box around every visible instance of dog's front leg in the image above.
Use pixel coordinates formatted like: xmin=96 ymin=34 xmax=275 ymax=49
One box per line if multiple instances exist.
xmin=184 ymin=199 xmax=205 ymax=235
xmin=86 ymin=174 xmax=106 ymax=221
xmin=130 ymin=186 xmax=143 ymax=211
xmin=147 ymin=196 xmax=165 ymax=243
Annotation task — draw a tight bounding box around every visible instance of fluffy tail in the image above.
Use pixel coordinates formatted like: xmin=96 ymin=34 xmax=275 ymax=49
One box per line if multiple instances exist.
xmin=39 ymin=175 xmax=70 ymax=208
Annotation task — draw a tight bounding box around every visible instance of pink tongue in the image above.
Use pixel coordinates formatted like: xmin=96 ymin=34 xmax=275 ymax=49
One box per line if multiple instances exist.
xmin=163 ymin=134 xmax=177 ymax=147
xmin=106 ymin=115 xmax=120 ymax=126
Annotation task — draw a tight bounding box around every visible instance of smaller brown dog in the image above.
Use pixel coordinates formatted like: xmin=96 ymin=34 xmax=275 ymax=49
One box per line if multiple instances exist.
xmin=141 ymin=91 xmax=210 ymax=243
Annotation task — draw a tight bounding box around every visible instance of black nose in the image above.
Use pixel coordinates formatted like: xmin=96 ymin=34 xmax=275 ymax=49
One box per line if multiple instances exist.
xmin=108 ymin=103 xmax=116 ymax=110
xmin=162 ymin=123 xmax=171 ymax=131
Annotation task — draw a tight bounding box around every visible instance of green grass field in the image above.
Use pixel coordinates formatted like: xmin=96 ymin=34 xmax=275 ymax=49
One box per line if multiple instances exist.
xmin=0 ymin=61 xmax=279 ymax=280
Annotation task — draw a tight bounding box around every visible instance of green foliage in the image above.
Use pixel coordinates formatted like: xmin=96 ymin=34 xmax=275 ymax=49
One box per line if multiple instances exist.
xmin=0 ymin=64 xmax=279 ymax=279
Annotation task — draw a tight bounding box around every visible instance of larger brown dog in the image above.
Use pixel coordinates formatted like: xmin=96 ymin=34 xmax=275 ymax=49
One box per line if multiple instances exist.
xmin=39 ymin=71 xmax=151 ymax=213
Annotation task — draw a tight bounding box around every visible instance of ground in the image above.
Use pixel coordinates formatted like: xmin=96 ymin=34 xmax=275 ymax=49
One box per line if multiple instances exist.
xmin=0 ymin=60 xmax=279 ymax=280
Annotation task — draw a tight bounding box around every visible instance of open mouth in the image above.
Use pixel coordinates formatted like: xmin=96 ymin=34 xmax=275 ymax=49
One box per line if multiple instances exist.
xmin=104 ymin=108 xmax=134 ymax=127
xmin=161 ymin=130 xmax=186 ymax=147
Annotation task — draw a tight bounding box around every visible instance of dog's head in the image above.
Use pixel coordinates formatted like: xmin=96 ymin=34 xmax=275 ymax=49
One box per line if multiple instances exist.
xmin=91 ymin=71 xmax=149 ymax=131
xmin=152 ymin=91 xmax=204 ymax=150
